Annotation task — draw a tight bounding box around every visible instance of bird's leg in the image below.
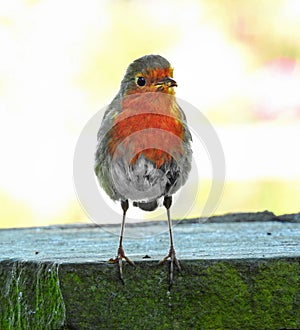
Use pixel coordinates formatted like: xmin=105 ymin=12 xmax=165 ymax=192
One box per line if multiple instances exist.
xmin=109 ymin=199 xmax=135 ymax=283
xmin=159 ymin=196 xmax=181 ymax=288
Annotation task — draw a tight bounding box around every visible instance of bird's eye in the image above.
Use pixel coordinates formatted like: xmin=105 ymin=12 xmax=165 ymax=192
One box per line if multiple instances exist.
xmin=136 ymin=76 xmax=146 ymax=87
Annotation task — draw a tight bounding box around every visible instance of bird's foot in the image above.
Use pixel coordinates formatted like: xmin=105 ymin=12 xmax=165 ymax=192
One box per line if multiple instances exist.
xmin=159 ymin=245 xmax=181 ymax=289
xmin=108 ymin=246 xmax=135 ymax=284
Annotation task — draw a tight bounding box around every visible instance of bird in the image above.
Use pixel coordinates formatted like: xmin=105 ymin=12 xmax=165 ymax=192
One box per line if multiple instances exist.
xmin=95 ymin=54 xmax=192 ymax=287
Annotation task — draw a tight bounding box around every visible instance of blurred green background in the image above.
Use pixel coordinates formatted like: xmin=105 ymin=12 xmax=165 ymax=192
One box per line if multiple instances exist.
xmin=0 ymin=0 xmax=299 ymax=228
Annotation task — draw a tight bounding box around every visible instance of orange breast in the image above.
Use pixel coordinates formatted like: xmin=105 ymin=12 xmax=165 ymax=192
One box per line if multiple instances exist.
xmin=108 ymin=94 xmax=184 ymax=167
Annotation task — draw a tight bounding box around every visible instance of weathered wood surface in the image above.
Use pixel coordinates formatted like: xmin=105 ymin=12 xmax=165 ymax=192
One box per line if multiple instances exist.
xmin=1 ymin=211 xmax=300 ymax=329
xmin=1 ymin=211 xmax=300 ymax=263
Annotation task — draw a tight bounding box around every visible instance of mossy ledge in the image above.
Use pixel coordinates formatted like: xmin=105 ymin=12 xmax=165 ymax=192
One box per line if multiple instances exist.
xmin=1 ymin=258 xmax=300 ymax=329
xmin=1 ymin=213 xmax=300 ymax=329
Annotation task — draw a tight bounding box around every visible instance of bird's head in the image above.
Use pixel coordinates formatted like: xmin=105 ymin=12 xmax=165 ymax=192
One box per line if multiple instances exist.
xmin=120 ymin=55 xmax=177 ymax=96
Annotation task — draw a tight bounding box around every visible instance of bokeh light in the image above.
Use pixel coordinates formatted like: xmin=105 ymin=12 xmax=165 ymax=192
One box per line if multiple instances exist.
xmin=0 ymin=0 xmax=299 ymax=228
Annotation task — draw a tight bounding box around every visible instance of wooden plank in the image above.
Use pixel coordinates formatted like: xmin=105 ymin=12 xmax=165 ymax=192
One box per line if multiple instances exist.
xmin=1 ymin=212 xmax=300 ymax=329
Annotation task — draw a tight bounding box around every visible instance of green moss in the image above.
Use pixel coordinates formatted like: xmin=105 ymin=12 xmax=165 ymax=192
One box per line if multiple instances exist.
xmin=251 ymin=261 xmax=300 ymax=329
xmin=192 ymin=262 xmax=253 ymax=329
xmin=1 ymin=258 xmax=300 ymax=329
xmin=58 ymin=259 xmax=300 ymax=329
xmin=0 ymin=261 xmax=65 ymax=330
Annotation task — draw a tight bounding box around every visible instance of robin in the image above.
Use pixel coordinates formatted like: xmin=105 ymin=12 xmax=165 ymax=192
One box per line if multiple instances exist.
xmin=95 ymin=54 xmax=192 ymax=287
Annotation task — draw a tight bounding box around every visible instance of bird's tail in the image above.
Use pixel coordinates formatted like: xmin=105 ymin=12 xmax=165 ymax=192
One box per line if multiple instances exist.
xmin=133 ymin=200 xmax=158 ymax=211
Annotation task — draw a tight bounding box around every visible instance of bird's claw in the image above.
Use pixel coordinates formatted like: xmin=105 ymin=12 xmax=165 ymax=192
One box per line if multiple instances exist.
xmin=108 ymin=247 xmax=135 ymax=266
xmin=108 ymin=246 xmax=135 ymax=284
xmin=159 ymin=246 xmax=181 ymax=288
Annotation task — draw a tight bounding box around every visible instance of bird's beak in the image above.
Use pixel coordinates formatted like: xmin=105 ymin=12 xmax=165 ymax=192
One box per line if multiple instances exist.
xmin=155 ymin=77 xmax=177 ymax=88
